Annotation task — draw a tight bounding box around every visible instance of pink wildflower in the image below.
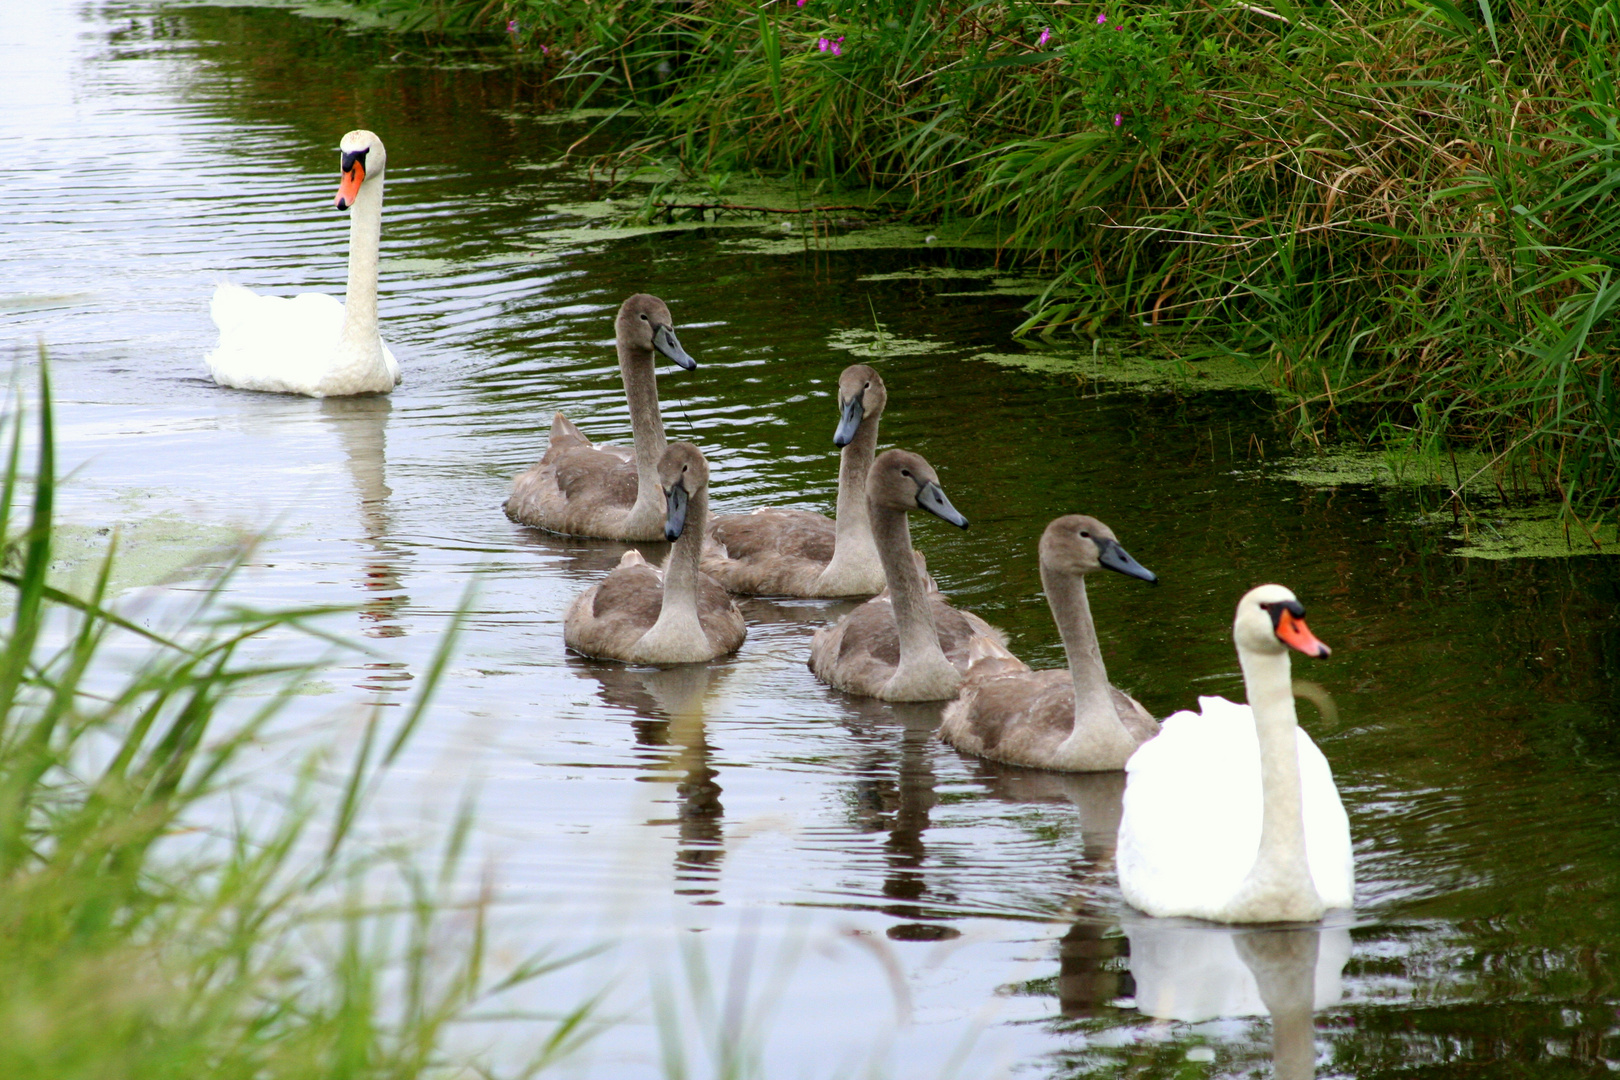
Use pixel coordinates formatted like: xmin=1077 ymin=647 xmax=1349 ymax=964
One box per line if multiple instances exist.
xmin=1037 ymin=27 xmax=1052 ymax=48
xmin=817 ymin=36 xmax=828 ymax=51
xmin=1114 ymin=113 xmax=1123 ymax=126
xmin=797 ymin=0 xmax=807 ymax=6
xmin=506 ymin=18 xmax=518 ymax=34
xmin=1096 ymin=12 xmax=1106 ymax=23
xmin=830 ymin=36 xmax=844 ymax=55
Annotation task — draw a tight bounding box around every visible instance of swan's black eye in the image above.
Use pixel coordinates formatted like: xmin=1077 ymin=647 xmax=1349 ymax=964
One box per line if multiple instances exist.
xmin=639 ymin=313 xmax=648 ymax=321
xmin=1080 ymin=531 xmax=1090 ymax=538
xmin=864 ymin=382 xmax=871 ymax=388
xmin=682 ymin=464 xmax=688 ymax=472
xmin=900 ymin=469 xmax=912 ymax=478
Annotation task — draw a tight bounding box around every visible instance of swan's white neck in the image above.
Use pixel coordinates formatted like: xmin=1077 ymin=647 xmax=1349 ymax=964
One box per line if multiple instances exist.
xmin=1042 ymin=567 xmax=1138 ymax=765
xmin=641 ymin=487 xmax=708 ymax=658
xmin=822 ymin=410 xmax=881 ymax=584
xmin=1226 ymin=644 xmax=1324 ymax=922
xmin=333 ymin=174 xmax=391 ymax=389
xmin=870 ymin=502 xmax=958 ymax=696
xmin=620 ymin=343 xmax=668 ymax=530
xmin=341 ymin=175 xmax=382 ymax=343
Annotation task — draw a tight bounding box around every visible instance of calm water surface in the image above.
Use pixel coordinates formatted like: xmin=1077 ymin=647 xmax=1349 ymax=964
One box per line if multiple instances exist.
xmin=3 ymin=2 xmax=1620 ymax=1076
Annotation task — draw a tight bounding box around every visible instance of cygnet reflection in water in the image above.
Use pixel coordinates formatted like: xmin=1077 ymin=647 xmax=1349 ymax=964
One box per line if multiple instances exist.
xmin=1126 ymin=918 xmax=1351 ymax=1080
xmin=973 ymin=765 xmax=1127 ymax=870
xmin=828 ymin=696 xmax=958 ymax=928
xmin=507 ymin=526 xmax=670 ymax=587
xmin=574 ymin=661 xmax=727 ymax=900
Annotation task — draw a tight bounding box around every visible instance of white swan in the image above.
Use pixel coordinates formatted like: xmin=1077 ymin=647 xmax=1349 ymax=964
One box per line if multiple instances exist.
xmin=1116 ymin=584 xmax=1352 ymax=923
xmin=205 ymin=130 xmax=401 ymax=397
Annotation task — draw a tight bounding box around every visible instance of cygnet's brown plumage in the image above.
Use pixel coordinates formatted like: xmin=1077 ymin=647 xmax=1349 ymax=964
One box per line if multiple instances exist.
xmin=808 ymin=450 xmax=1003 ymax=701
xmin=940 ymin=515 xmax=1159 ymax=771
xmin=505 ymin=295 xmax=696 ymax=540
xmin=704 ymin=364 xmax=892 ymax=597
xmin=564 ymin=443 xmax=746 ymax=665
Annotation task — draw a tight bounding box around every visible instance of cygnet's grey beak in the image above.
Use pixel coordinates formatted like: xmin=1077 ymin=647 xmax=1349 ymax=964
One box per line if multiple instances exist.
xmin=1096 ymin=537 xmax=1157 ymax=584
xmin=917 ymin=481 xmax=968 ymax=529
xmin=833 ymin=391 xmax=864 ymax=447
xmin=663 ymin=480 xmax=690 ymax=541
xmin=653 ymin=324 xmax=697 ymax=370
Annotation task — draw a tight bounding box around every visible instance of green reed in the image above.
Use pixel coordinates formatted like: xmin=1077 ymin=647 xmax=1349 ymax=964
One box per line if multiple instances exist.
xmin=0 ymin=357 xmax=593 ymax=1078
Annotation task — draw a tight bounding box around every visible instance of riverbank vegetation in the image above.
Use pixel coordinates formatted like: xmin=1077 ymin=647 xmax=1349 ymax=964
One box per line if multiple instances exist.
xmin=344 ymin=0 xmax=1620 ymax=529
xmin=0 ymin=363 xmax=586 ymax=1077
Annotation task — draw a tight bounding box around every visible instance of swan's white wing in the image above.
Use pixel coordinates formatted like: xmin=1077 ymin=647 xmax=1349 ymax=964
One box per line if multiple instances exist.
xmin=383 ymin=339 xmax=401 ymax=385
xmin=1118 ymin=695 xmax=1354 ymax=918
xmin=1118 ymin=696 xmax=1260 ymax=920
xmin=1298 ymin=728 xmax=1354 ymax=908
xmin=206 ymin=283 xmax=344 ymax=394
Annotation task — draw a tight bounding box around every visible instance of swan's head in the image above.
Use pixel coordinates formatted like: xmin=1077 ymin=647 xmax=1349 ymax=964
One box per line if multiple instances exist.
xmin=869 ymin=449 xmax=968 ymax=529
xmin=658 ymin=441 xmax=709 ymax=541
xmin=618 ymin=294 xmax=696 ymax=370
xmin=1040 ymin=514 xmax=1157 ymax=583
xmin=335 ymin=130 xmax=386 ymax=212
xmin=1234 ymin=584 xmax=1331 ymax=658
xmin=833 ymin=364 xmax=887 ymax=447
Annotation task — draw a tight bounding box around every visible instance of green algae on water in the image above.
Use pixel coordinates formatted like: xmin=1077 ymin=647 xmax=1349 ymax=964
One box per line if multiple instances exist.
xmin=974 ymin=342 xmax=1270 ymax=393
xmin=856 ymin=266 xmax=1049 ymax=296
xmin=27 ymin=514 xmax=243 ymax=606
xmin=1274 ymin=448 xmax=1498 ymax=496
xmin=826 ymin=327 xmax=949 ymax=359
xmin=1446 ymin=512 xmax=1618 ymax=560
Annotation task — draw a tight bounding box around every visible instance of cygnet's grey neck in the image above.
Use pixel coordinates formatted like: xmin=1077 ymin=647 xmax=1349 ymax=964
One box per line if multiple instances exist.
xmin=870 ymin=501 xmax=947 ymax=670
xmin=620 ymin=341 xmax=668 ymax=515
xmin=829 ymin=409 xmax=880 ymax=566
xmin=1042 ymin=565 xmax=1137 ymax=763
xmin=651 ymin=486 xmax=707 ymax=637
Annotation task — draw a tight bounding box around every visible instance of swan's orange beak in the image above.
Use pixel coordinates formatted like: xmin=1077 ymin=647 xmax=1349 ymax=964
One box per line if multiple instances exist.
xmin=336 ymin=161 xmax=364 ymax=211
xmin=1276 ymin=609 xmax=1331 ymax=658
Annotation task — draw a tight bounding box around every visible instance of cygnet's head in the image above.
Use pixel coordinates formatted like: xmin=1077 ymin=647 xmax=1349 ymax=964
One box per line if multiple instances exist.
xmin=658 ymin=441 xmax=710 ymax=541
xmin=1234 ymin=584 xmax=1331 ymax=658
xmin=833 ymin=364 xmax=887 ymax=447
xmin=1039 ymin=514 xmax=1157 ymax=583
xmin=335 ymin=130 xmax=387 ymax=212
xmin=868 ymin=449 xmax=968 ymax=529
xmin=617 ymin=294 xmax=696 ymax=370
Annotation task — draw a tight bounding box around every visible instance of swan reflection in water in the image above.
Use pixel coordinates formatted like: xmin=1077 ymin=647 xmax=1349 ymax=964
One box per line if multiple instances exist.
xmin=1125 ymin=918 xmax=1350 ymax=1079
xmin=574 ymin=660 xmax=728 ymax=901
xmin=320 ymin=396 xmax=413 ymax=695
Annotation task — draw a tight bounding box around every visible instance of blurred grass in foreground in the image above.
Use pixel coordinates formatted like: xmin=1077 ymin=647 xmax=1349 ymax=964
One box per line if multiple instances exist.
xmin=0 ymin=356 xmax=592 ymax=1078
